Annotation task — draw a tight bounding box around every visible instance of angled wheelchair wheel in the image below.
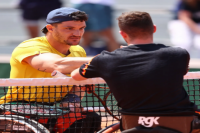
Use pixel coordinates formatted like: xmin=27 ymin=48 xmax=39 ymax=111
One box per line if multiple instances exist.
xmin=97 ymin=122 xmax=120 ymax=133
xmin=0 ymin=115 xmax=50 ymax=133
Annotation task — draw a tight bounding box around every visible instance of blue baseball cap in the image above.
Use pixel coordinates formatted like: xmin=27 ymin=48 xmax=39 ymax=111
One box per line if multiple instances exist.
xmin=46 ymin=7 xmax=80 ymax=24
xmin=42 ymin=7 xmax=84 ymax=32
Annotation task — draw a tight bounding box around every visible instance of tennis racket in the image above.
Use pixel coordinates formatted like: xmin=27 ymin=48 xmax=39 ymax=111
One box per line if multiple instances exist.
xmin=0 ymin=115 xmax=49 ymax=133
xmin=0 ymin=102 xmax=70 ymax=118
xmin=85 ymin=85 xmax=121 ymax=121
xmin=52 ymin=70 xmax=121 ymax=121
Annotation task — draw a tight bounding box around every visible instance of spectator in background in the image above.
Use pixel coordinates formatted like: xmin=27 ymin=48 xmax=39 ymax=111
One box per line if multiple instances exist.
xmin=70 ymin=0 xmax=120 ymax=55
xmin=168 ymin=0 xmax=200 ymax=57
xmin=18 ymin=0 xmax=62 ymax=38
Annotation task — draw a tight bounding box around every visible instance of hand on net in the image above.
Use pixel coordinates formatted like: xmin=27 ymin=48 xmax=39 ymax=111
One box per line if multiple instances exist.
xmin=51 ymin=70 xmax=69 ymax=78
xmin=60 ymin=102 xmax=83 ymax=112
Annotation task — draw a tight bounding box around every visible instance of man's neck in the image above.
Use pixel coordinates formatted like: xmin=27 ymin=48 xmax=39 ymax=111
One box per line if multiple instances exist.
xmin=46 ymin=35 xmax=70 ymax=55
xmin=127 ymin=37 xmax=153 ymax=46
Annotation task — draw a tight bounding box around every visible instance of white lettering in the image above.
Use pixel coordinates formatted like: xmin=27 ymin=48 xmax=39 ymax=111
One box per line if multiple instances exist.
xmin=138 ymin=116 xmax=160 ymax=127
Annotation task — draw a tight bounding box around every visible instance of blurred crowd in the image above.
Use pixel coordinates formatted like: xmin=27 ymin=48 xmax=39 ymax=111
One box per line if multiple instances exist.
xmin=11 ymin=0 xmax=200 ymax=57
xmin=16 ymin=0 xmax=120 ymax=56
xmin=168 ymin=0 xmax=200 ymax=58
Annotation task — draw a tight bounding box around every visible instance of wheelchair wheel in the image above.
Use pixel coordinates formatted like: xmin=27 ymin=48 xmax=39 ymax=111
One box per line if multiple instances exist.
xmin=0 ymin=115 xmax=49 ymax=133
xmin=97 ymin=122 xmax=120 ymax=133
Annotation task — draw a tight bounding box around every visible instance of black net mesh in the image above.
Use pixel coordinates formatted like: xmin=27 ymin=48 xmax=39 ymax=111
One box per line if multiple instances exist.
xmin=0 ymin=78 xmax=120 ymax=133
xmin=0 ymin=72 xmax=199 ymax=133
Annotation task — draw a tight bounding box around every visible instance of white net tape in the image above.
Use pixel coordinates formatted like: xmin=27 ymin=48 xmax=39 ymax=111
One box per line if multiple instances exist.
xmin=0 ymin=72 xmax=199 ymax=86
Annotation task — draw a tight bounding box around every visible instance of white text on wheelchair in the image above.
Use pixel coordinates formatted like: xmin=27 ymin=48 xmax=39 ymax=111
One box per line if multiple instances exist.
xmin=138 ymin=117 xmax=160 ymax=127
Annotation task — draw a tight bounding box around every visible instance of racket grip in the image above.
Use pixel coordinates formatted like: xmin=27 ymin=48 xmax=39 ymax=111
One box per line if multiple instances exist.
xmin=51 ymin=70 xmax=69 ymax=78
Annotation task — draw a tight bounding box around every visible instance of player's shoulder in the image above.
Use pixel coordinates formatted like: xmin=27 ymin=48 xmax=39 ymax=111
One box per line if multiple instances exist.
xmin=96 ymin=49 xmax=122 ymax=60
xmin=157 ymin=44 xmax=189 ymax=57
xmin=17 ymin=36 xmax=48 ymax=48
xmin=167 ymin=45 xmax=188 ymax=53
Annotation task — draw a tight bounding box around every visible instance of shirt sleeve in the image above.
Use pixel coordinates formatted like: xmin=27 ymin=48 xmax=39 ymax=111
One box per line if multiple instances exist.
xmin=79 ymin=55 xmax=101 ymax=78
xmin=178 ymin=48 xmax=190 ymax=75
xmin=13 ymin=41 xmax=52 ymax=64
xmin=185 ymin=49 xmax=190 ymax=75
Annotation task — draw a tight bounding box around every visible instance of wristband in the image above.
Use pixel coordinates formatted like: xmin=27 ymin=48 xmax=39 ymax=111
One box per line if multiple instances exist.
xmin=62 ymin=94 xmax=81 ymax=103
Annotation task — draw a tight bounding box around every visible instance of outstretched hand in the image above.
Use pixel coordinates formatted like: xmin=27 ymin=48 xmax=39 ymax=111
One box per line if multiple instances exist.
xmin=51 ymin=70 xmax=69 ymax=78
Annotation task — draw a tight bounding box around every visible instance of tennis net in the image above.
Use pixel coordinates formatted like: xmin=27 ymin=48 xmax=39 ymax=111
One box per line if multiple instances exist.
xmin=0 ymin=71 xmax=199 ymax=133
xmin=0 ymin=77 xmax=119 ymax=133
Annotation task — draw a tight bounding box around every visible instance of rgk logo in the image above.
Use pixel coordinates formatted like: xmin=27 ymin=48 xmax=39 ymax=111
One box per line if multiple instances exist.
xmin=138 ymin=116 xmax=160 ymax=127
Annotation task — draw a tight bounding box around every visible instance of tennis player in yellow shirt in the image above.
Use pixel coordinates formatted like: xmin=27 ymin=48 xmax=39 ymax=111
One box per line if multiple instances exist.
xmin=0 ymin=7 xmax=100 ymax=133
xmin=1 ymin=7 xmax=92 ymax=104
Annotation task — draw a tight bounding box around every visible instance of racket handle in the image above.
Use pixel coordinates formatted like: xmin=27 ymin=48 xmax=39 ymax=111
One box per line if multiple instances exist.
xmin=83 ymin=107 xmax=110 ymax=112
xmin=51 ymin=70 xmax=69 ymax=78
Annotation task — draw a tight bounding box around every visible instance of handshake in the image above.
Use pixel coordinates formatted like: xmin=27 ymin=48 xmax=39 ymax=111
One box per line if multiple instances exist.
xmin=51 ymin=70 xmax=95 ymax=113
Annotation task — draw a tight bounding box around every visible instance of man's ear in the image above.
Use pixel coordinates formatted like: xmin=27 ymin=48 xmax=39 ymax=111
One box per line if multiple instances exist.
xmin=153 ymin=25 xmax=157 ymax=33
xmin=46 ymin=24 xmax=53 ymax=33
xmin=119 ymin=31 xmax=127 ymax=38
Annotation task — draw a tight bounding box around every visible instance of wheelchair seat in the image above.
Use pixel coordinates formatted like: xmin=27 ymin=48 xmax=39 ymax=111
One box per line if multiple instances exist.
xmin=120 ymin=111 xmax=200 ymax=133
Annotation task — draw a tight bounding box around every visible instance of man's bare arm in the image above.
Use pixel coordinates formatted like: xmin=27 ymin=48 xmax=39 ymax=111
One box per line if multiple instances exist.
xmin=24 ymin=53 xmax=92 ymax=74
xmin=71 ymin=68 xmax=87 ymax=81
xmin=178 ymin=10 xmax=200 ymax=34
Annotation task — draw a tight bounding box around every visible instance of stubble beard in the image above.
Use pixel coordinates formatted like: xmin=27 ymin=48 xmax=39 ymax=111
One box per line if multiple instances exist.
xmin=54 ymin=30 xmax=80 ymax=46
xmin=63 ymin=39 xmax=80 ymax=46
